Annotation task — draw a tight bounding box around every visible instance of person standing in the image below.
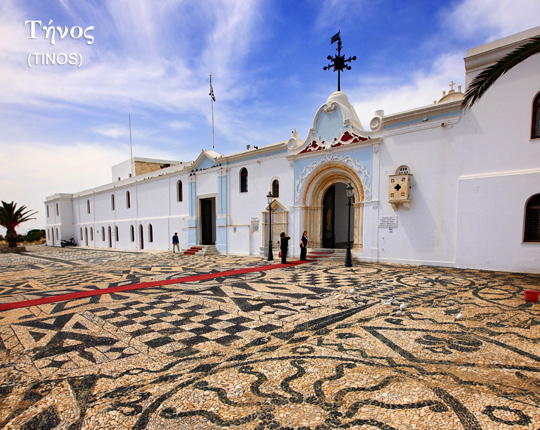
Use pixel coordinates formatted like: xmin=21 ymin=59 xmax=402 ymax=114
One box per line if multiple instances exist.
xmin=300 ymin=230 xmax=308 ymax=261
xmin=280 ymin=232 xmax=290 ymax=264
xmin=172 ymin=232 xmax=180 ymax=253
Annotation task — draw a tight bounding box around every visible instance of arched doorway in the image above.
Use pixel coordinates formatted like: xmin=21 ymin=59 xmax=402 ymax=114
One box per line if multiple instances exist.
xmin=301 ymin=163 xmax=363 ymax=250
xmin=322 ymin=183 xmax=355 ymax=248
xmin=139 ymin=224 xmax=144 ymax=250
xmin=108 ymin=226 xmax=112 ymax=248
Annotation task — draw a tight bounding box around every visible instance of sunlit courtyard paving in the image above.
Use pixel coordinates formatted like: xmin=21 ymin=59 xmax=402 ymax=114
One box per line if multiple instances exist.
xmin=0 ymin=246 xmax=539 ymax=429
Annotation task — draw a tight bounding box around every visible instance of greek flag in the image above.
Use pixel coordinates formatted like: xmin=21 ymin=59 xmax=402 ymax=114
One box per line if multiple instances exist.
xmin=209 ymin=74 xmax=216 ymax=102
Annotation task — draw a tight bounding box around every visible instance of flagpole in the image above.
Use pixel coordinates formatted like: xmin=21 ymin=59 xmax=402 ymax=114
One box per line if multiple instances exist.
xmin=129 ymin=114 xmax=134 ymax=177
xmin=210 ymin=73 xmax=216 ymax=151
xmin=211 ymin=95 xmax=215 ymax=152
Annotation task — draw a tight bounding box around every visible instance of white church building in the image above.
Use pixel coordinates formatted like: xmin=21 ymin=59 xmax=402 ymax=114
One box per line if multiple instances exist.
xmin=45 ymin=27 xmax=540 ymax=274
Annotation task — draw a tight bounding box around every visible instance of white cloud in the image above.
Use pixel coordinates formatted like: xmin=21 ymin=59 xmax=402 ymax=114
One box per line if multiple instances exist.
xmin=349 ymin=52 xmax=465 ymax=127
xmin=0 ymin=142 xmax=128 ymax=232
xmin=168 ymin=120 xmax=193 ymax=130
xmin=0 ymin=137 xmax=184 ymax=233
xmin=0 ymin=0 xmax=262 ymax=119
xmin=348 ymin=0 xmax=540 ymax=127
xmin=314 ymin=0 xmax=366 ymax=31
xmin=445 ymin=0 xmax=540 ymax=41
xmin=0 ymin=0 xmax=267 ymax=236
xmin=93 ymin=124 xmax=130 ymax=138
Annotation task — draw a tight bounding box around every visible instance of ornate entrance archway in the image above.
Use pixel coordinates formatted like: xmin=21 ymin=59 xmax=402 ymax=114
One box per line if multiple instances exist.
xmin=301 ymin=163 xmax=364 ymax=249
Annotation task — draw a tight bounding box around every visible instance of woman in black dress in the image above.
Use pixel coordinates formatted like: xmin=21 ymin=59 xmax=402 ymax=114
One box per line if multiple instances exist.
xmin=280 ymin=232 xmax=290 ymax=264
xmin=300 ymin=230 xmax=308 ymax=261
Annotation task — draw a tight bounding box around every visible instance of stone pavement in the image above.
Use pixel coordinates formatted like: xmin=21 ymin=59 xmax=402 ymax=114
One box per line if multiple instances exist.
xmin=0 ymin=246 xmax=539 ymax=430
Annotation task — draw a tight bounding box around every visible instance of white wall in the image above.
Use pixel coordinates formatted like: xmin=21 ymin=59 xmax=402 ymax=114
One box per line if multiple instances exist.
xmin=452 ymin=53 xmax=540 ymax=272
xmin=456 ymin=171 xmax=540 ymax=272
xmin=44 ymin=195 xmax=74 ymax=245
xmin=376 ymin=122 xmax=461 ymax=266
xmin=227 ymin=152 xmax=293 ymax=255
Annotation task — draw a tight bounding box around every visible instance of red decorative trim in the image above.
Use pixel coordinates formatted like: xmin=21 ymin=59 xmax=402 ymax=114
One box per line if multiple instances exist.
xmin=299 ymin=140 xmax=323 ymax=153
xmin=299 ymin=131 xmax=367 ymax=153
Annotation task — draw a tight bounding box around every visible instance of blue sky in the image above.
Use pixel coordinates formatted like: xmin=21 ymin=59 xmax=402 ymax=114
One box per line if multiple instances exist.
xmin=1 ymin=0 xmax=539 ymax=232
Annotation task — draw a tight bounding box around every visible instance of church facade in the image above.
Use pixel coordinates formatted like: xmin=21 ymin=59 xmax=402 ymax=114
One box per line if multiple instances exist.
xmin=45 ymin=27 xmax=540 ymax=273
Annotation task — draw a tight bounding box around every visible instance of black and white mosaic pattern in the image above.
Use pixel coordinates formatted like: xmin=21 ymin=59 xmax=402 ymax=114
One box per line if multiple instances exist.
xmin=1 ymin=246 xmax=539 ymax=429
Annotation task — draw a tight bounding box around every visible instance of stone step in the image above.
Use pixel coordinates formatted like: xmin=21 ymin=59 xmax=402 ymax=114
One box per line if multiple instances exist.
xmin=307 ymin=248 xmax=352 ymax=261
xmin=184 ymin=245 xmax=219 ymax=256
xmin=259 ymin=246 xmax=356 ymax=261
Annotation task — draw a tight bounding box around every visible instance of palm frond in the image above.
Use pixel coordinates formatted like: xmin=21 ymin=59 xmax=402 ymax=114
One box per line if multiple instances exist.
xmin=0 ymin=201 xmax=37 ymax=228
xmin=462 ymin=35 xmax=540 ymax=109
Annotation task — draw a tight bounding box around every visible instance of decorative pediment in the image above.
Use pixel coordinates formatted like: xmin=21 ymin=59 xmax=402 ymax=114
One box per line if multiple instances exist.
xmin=290 ymin=91 xmax=372 ymax=155
xmin=191 ymin=150 xmax=221 ymax=172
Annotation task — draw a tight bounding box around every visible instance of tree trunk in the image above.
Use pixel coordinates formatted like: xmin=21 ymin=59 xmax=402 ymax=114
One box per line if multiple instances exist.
xmin=6 ymin=227 xmax=17 ymax=248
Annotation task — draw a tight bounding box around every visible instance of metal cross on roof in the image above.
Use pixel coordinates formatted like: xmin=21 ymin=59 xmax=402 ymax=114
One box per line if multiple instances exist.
xmin=323 ymin=31 xmax=356 ymax=92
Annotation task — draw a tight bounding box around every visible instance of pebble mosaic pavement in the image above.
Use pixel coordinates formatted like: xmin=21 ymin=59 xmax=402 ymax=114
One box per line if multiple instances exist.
xmin=0 ymin=246 xmax=539 ymax=430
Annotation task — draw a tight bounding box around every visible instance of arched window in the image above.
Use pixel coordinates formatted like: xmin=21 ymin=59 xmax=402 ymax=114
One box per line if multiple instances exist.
xmin=56 ymin=203 xmax=59 ymax=216
xmin=148 ymin=224 xmax=154 ymax=242
xmin=46 ymin=205 xmax=49 ymax=217
xmin=240 ymin=168 xmax=248 ymax=193
xmin=115 ymin=226 xmax=119 ymax=242
xmin=87 ymin=200 xmax=91 ymax=214
xmin=56 ymin=228 xmax=59 ymax=240
xmin=272 ymin=179 xmax=280 ymax=198
xmin=524 ymin=194 xmax=540 ymax=242
xmin=177 ymin=180 xmax=183 ymax=202
xmin=130 ymin=225 xmax=135 ymax=242
xmin=90 ymin=227 xmax=93 ymax=240
xmin=80 ymin=228 xmax=83 ymax=240
xmin=532 ymin=92 xmax=540 ymax=139
xmin=111 ymin=194 xmax=115 ymax=210
xmin=102 ymin=227 xmax=105 ymax=241
xmin=126 ymin=191 xmax=131 ymax=209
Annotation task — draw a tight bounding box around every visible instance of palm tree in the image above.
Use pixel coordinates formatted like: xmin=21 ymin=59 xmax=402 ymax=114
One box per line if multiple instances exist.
xmin=0 ymin=201 xmax=38 ymax=248
xmin=462 ymin=35 xmax=540 ymax=109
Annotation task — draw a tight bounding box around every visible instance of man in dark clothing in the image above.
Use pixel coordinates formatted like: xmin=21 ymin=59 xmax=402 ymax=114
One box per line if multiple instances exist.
xmin=280 ymin=232 xmax=290 ymax=264
xmin=172 ymin=232 xmax=180 ymax=253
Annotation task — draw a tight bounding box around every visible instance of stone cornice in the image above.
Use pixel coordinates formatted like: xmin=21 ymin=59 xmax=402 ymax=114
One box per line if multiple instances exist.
xmin=465 ymin=26 xmax=540 ymax=73
xmin=381 ymin=100 xmax=462 ymax=133
xmin=220 ymin=142 xmax=288 ymax=164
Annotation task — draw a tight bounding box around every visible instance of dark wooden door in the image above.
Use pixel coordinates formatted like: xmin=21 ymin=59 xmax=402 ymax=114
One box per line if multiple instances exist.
xmin=201 ymin=199 xmax=213 ymax=245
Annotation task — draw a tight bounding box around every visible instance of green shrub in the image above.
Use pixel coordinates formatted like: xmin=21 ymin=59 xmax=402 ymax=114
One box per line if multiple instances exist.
xmin=26 ymin=229 xmax=46 ymax=242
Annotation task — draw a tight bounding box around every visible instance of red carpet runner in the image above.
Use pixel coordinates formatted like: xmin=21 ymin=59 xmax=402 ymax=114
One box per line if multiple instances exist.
xmin=0 ymin=260 xmax=310 ymax=312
